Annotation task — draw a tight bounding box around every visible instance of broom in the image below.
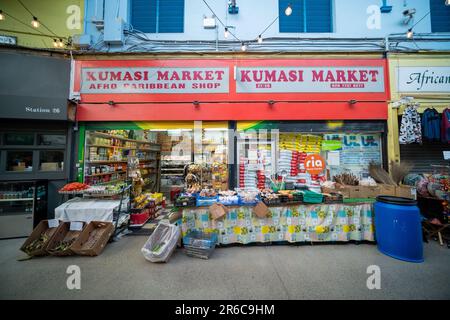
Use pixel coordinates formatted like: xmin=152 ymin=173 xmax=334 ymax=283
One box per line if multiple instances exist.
xmin=369 ymin=162 xmax=396 ymax=185
xmin=390 ymin=160 xmax=414 ymax=185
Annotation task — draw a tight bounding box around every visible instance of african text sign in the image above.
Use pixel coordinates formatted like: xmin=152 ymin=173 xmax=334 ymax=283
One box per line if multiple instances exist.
xmin=81 ymin=67 xmax=229 ymax=93
xmin=397 ymin=67 xmax=450 ymax=93
xmin=236 ymin=67 xmax=385 ymax=93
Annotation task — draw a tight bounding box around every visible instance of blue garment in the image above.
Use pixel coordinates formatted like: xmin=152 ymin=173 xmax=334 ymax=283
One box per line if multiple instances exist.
xmin=421 ymin=108 xmax=441 ymax=141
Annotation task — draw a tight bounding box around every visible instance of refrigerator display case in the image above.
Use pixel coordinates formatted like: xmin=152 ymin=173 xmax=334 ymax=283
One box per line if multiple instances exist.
xmin=0 ymin=180 xmax=48 ymax=239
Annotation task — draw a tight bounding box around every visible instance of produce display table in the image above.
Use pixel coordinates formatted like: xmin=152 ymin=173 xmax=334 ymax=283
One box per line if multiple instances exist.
xmin=55 ymin=197 xmax=128 ymax=223
xmin=181 ymin=203 xmax=374 ymax=245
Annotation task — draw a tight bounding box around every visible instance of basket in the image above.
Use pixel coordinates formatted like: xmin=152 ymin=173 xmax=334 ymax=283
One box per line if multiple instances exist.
xmin=183 ymin=230 xmax=218 ymax=259
xmin=141 ymin=222 xmax=180 ymax=263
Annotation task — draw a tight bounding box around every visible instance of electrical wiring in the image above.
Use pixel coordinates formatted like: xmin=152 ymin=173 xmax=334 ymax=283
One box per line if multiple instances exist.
xmin=17 ymin=0 xmax=60 ymax=37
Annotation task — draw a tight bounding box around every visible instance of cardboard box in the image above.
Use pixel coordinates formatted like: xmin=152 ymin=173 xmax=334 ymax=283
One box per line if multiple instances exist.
xmin=253 ymin=201 xmax=270 ymax=218
xmin=396 ymin=185 xmax=417 ymax=200
xmin=347 ymin=185 xmax=380 ymax=198
xmin=71 ymin=221 xmax=114 ymax=256
xmin=377 ymin=184 xmax=397 ymax=197
xmin=209 ymin=203 xmax=228 ymax=220
xmin=46 ymin=222 xmax=86 ymax=256
xmin=20 ymin=220 xmax=61 ymax=256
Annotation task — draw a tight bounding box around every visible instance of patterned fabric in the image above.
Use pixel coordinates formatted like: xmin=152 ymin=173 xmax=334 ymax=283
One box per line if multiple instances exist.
xmin=181 ymin=203 xmax=375 ymax=245
xmin=399 ymin=104 xmax=422 ymax=144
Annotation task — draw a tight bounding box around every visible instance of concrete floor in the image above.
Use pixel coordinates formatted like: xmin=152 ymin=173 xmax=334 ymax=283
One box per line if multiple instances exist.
xmin=0 ymin=236 xmax=449 ymax=300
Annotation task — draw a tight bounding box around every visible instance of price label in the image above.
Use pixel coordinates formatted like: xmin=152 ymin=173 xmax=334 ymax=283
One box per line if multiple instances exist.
xmin=48 ymin=219 xmax=59 ymax=229
xmin=70 ymin=221 xmax=83 ymax=231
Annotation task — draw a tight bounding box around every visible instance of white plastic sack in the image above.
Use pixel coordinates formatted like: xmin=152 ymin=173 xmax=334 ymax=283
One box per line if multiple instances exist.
xmin=141 ymin=222 xmax=180 ymax=263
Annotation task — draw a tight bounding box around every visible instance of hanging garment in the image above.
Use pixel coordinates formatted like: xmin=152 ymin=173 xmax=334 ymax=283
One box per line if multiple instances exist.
xmin=399 ymin=104 xmax=422 ymax=144
xmin=441 ymin=108 xmax=450 ymax=143
xmin=422 ymin=108 xmax=441 ymax=141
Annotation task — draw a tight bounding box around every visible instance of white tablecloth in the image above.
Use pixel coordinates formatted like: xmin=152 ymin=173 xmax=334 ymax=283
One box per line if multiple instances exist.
xmin=55 ymin=197 xmax=128 ymax=222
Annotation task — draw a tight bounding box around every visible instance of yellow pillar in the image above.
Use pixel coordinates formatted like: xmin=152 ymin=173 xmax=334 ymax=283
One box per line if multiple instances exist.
xmin=387 ymin=103 xmax=400 ymax=169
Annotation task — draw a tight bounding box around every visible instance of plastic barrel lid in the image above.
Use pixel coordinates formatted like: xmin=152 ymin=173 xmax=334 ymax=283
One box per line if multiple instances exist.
xmin=376 ymin=195 xmax=417 ymax=206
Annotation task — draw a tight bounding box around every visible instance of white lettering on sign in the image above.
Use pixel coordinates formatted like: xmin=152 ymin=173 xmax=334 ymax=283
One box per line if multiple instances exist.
xmin=81 ymin=67 xmax=229 ymax=94
xmin=236 ymin=67 xmax=385 ymax=93
xmin=397 ymin=67 xmax=450 ymax=93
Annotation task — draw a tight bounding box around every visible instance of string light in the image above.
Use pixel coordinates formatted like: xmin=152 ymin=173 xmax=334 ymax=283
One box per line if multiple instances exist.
xmin=406 ymin=28 xmax=413 ymax=39
xmin=241 ymin=42 xmax=247 ymax=51
xmin=53 ymin=39 xmax=58 ymax=47
xmin=31 ymin=16 xmax=39 ymax=28
xmin=285 ymin=4 xmax=292 ymax=16
xmin=0 ymin=10 xmax=5 ymax=21
xmin=224 ymin=27 xmax=229 ymax=38
xmin=58 ymin=38 xmax=64 ymax=48
xmin=257 ymin=35 xmax=263 ymax=44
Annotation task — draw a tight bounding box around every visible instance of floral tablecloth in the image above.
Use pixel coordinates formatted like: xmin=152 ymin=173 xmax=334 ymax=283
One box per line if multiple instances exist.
xmin=181 ymin=203 xmax=374 ymax=245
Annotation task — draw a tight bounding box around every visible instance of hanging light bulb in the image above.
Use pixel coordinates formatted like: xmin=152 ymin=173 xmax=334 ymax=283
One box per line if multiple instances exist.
xmin=53 ymin=39 xmax=58 ymax=47
xmin=257 ymin=35 xmax=263 ymax=44
xmin=224 ymin=27 xmax=229 ymax=38
xmin=241 ymin=42 xmax=247 ymax=51
xmin=285 ymin=4 xmax=292 ymax=16
xmin=0 ymin=10 xmax=5 ymax=21
xmin=406 ymin=28 xmax=413 ymax=39
xmin=31 ymin=16 xmax=39 ymax=28
xmin=58 ymin=39 xmax=64 ymax=48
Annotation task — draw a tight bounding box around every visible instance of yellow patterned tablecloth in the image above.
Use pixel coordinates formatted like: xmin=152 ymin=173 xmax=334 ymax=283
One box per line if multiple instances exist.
xmin=181 ymin=203 xmax=374 ymax=244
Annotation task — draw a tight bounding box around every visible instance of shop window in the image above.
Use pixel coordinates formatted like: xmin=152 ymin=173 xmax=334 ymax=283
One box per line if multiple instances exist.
xmin=4 ymin=133 xmax=34 ymax=146
xmin=38 ymin=134 xmax=66 ymax=146
xmin=279 ymin=0 xmax=332 ymax=33
xmin=236 ymin=130 xmax=382 ymax=190
xmin=6 ymin=151 xmax=33 ymax=172
xmin=430 ymin=0 xmax=450 ymax=32
xmin=39 ymin=150 xmax=64 ymax=171
xmin=131 ymin=0 xmax=185 ymax=33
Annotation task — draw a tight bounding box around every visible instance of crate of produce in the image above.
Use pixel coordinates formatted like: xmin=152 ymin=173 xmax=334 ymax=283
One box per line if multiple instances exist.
xmin=130 ymin=211 xmax=150 ymax=227
xmin=262 ymin=195 xmax=280 ymax=206
xmin=20 ymin=219 xmax=62 ymax=256
xmin=141 ymin=222 xmax=180 ymax=263
xmin=196 ymin=195 xmax=219 ymax=207
xmin=46 ymin=221 xmax=86 ymax=256
xmin=175 ymin=194 xmax=197 ymax=207
xmin=324 ymin=192 xmax=343 ymax=204
xmin=301 ymin=190 xmax=324 ymax=204
xmin=71 ymin=221 xmax=114 ymax=256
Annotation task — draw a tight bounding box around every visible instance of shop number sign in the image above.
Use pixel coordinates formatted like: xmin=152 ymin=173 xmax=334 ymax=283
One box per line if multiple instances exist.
xmin=305 ymin=154 xmax=326 ymax=175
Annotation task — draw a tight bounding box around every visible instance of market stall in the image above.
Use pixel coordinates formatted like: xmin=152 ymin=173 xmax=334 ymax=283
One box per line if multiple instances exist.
xmin=181 ymin=202 xmax=374 ymax=245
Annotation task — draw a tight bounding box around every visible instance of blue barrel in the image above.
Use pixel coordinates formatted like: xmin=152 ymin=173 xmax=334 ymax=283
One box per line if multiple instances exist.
xmin=374 ymin=196 xmax=423 ymax=263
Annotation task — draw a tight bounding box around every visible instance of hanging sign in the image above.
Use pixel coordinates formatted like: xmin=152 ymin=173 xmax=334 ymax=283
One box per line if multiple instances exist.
xmin=304 ymin=154 xmax=326 ymax=175
xmin=80 ymin=67 xmax=229 ymax=94
xmin=397 ymin=67 xmax=450 ymax=93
